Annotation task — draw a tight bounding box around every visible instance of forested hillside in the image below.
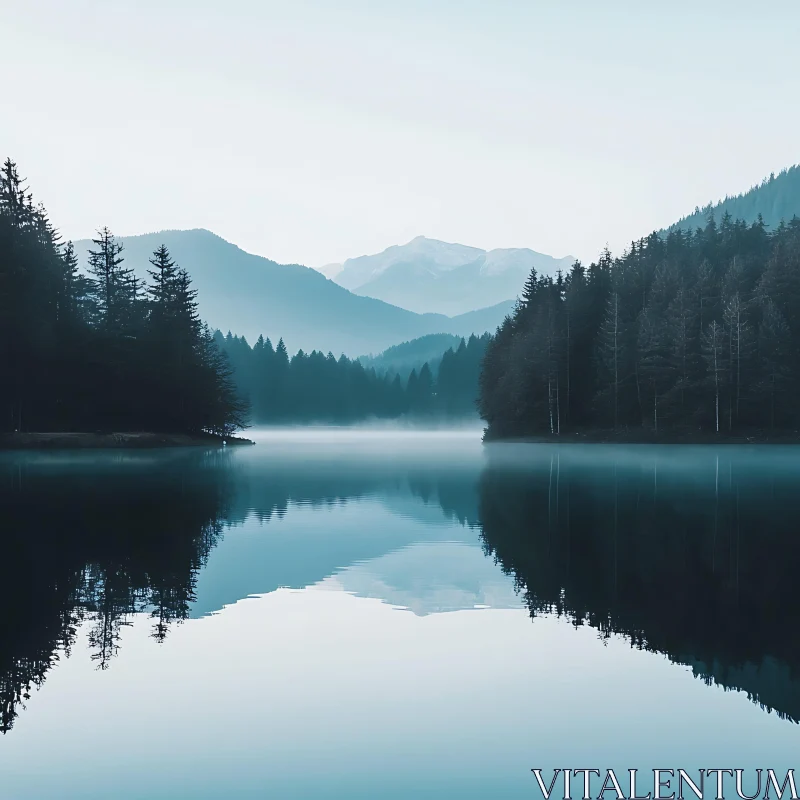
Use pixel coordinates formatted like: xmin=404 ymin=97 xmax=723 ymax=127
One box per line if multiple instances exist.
xmin=669 ymin=165 xmax=800 ymax=233
xmin=219 ymin=331 xmax=490 ymax=423
xmin=0 ymin=159 xmax=244 ymax=435
xmin=359 ymin=333 xmax=463 ymax=382
xmin=480 ymin=212 xmax=800 ymax=439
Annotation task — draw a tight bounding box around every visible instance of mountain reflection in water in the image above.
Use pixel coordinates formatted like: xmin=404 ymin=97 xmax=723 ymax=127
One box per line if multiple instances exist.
xmin=2 ymin=435 xmax=800 ymax=738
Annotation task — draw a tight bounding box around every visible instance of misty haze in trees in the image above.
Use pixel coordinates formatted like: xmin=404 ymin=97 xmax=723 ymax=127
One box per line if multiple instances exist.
xmin=359 ymin=333 xmax=464 ymax=382
xmin=0 ymin=159 xmax=245 ymax=436
xmin=219 ymin=331 xmax=490 ymax=423
xmin=480 ymin=212 xmax=800 ymax=439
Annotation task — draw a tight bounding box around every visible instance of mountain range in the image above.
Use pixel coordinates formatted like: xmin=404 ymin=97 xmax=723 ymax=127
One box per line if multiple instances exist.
xmin=74 ymin=230 xmax=514 ymax=356
xmin=73 ymin=164 xmax=800 ymax=358
xmin=324 ymin=236 xmax=575 ymax=316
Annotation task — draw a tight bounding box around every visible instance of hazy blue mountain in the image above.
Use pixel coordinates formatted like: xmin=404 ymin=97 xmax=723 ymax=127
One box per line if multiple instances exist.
xmin=449 ymin=299 xmax=515 ymax=337
xmin=328 ymin=235 xmax=575 ymax=315
xmin=73 ymin=229 xmax=511 ymax=356
xmin=668 ymin=164 xmax=800 ymax=233
xmin=336 ymin=237 xmax=485 ymax=293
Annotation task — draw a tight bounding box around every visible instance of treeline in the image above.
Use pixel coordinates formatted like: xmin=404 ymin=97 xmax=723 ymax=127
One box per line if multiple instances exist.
xmin=219 ymin=331 xmax=490 ymax=423
xmin=480 ymin=212 xmax=800 ymax=438
xmin=0 ymin=158 xmax=244 ymax=435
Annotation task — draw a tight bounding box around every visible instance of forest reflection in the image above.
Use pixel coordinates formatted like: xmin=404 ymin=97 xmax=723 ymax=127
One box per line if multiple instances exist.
xmin=0 ymin=450 xmax=233 ymax=733
xmin=2 ymin=444 xmax=800 ymax=734
xmin=479 ymin=445 xmax=800 ymax=724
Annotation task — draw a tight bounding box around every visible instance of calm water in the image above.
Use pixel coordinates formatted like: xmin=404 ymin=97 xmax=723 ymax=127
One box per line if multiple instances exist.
xmin=2 ymin=430 xmax=800 ymax=799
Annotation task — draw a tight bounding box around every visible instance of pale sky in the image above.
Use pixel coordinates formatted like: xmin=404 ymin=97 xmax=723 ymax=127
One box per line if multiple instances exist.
xmin=3 ymin=0 xmax=799 ymax=268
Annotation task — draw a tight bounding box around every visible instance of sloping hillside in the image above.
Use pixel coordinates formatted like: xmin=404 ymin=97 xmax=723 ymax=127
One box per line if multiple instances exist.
xmin=669 ymin=164 xmax=800 ymax=232
xmin=359 ymin=333 xmax=463 ymax=376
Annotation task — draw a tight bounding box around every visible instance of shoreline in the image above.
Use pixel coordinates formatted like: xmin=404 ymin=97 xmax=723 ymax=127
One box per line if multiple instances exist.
xmin=483 ymin=429 xmax=800 ymax=445
xmin=0 ymin=432 xmax=255 ymax=450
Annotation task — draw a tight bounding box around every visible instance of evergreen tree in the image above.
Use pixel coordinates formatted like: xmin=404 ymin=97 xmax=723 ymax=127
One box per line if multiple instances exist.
xmin=519 ymin=266 xmax=538 ymax=309
xmin=147 ymin=245 xmax=179 ymax=317
xmin=87 ymin=227 xmax=132 ymax=331
xmin=58 ymin=241 xmax=90 ymax=323
xmin=721 ymin=293 xmax=752 ymax=430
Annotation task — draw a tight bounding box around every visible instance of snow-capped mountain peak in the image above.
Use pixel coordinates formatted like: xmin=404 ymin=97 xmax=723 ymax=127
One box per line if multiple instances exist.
xmin=323 ymin=237 xmax=575 ymax=316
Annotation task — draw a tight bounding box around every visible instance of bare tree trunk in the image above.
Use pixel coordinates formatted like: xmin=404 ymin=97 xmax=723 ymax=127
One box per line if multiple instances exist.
xmin=653 ymin=389 xmax=658 ymax=433
xmin=613 ymin=296 xmax=619 ymax=429
xmin=714 ymin=345 xmax=720 ymax=434
xmin=547 ymin=330 xmax=555 ymax=435
xmin=565 ymin=310 xmax=570 ymax=425
xmin=680 ymin=309 xmax=687 ymax=411
xmin=736 ymin=305 xmax=741 ymax=421
xmin=556 ymin=376 xmax=561 ymax=435
xmin=635 ymin=362 xmax=643 ymax=427
xmin=771 ymin=370 xmax=776 ymax=430
xmin=728 ymin=322 xmax=734 ymax=432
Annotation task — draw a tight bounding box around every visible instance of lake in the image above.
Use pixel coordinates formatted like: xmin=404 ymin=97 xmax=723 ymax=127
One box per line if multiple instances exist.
xmin=1 ymin=430 xmax=799 ymax=799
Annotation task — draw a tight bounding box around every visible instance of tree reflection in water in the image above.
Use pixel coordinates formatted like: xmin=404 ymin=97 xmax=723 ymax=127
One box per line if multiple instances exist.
xmin=2 ymin=443 xmax=800 ymax=733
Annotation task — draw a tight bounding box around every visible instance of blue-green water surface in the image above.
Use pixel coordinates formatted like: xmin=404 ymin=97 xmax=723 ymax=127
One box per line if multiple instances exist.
xmin=1 ymin=430 xmax=799 ymax=798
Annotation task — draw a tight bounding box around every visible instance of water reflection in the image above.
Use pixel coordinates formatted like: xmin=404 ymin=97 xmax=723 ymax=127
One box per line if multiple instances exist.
xmin=2 ymin=438 xmax=800 ymax=738
xmin=478 ymin=445 xmax=800 ymax=723
xmin=0 ymin=450 xmax=232 ymax=732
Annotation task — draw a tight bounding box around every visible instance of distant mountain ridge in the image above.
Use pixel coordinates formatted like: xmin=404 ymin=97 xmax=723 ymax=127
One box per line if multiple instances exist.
xmin=73 ymin=229 xmax=512 ymax=357
xmin=326 ymin=235 xmax=575 ymax=316
xmin=667 ymin=164 xmax=800 ymax=233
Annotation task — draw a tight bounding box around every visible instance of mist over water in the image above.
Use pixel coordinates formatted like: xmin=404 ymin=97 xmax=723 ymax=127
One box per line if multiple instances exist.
xmin=2 ymin=431 xmax=800 ymax=798
xmin=246 ymin=422 xmax=487 ymax=443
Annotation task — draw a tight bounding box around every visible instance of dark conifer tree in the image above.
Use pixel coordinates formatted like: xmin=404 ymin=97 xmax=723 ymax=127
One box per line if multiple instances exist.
xmin=87 ymin=227 xmax=131 ymax=331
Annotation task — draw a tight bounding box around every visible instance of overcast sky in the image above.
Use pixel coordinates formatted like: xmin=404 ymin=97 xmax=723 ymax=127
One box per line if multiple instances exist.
xmin=3 ymin=0 xmax=799 ymax=268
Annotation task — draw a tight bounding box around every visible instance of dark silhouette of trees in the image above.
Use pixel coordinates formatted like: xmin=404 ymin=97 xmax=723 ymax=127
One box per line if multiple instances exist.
xmin=6 ymin=442 xmax=800 ymax=731
xmin=480 ymin=214 xmax=800 ymax=439
xmin=478 ymin=446 xmax=800 ymax=723
xmin=88 ymin=226 xmax=132 ymax=332
xmin=436 ymin=335 xmax=489 ymax=416
xmin=0 ymin=158 xmax=245 ymax=436
xmin=218 ymin=331 xmax=491 ymax=424
xmin=0 ymin=450 xmax=233 ymax=732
